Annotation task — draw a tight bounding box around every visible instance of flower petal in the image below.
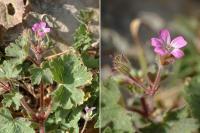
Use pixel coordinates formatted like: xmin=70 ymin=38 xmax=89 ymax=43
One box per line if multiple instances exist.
xmin=38 ymin=31 xmax=45 ymax=38
xmin=151 ymin=38 xmax=163 ymax=47
xmin=171 ymin=49 xmax=184 ymax=59
xmin=43 ymin=28 xmax=50 ymax=33
xmin=85 ymin=106 xmax=89 ymax=113
xmin=32 ymin=23 xmax=39 ymax=32
xmin=154 ymin=47 xmax=168 ymax=56
xmin=170 ymin=36 xmax=187 ymax=48
xmin=39 ymin=21 xmax=46 ymax=28
xmin=159 ymin=29 xmax=171 ymax=44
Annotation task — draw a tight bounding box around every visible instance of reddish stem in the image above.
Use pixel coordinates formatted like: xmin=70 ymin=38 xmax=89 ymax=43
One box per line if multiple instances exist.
xmin=127 ymin=97 xmax=149 ymax=118
xmin=39 ymin=122 xmax=45 ymax=133
xmin=152 ymin=66 xmax=162 ymax=90
xmin=20 ymin=98 xmax=36 ymax=117
xmin=141 ymin=96 xmax=149 ymax=117
xmin=0 ymin=81 xmax=10 ymax=91
xmin=127 ymin=107 xmax=146 ymax=117
xmin=27 ymin=56 xmax=40 ymax=67
xmin=39 ymin=82 xmax=46 ymax=133
xmin=40 ymin=82 xmax=44 ymax=111
xmin=127 ymin=74 xmax=146 ymax=90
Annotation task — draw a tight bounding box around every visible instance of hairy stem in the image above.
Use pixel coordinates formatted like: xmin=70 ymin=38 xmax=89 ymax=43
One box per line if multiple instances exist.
xmin=152 ymin=65 xmax=162 ymax=91
xmin=81 ymin=120 xmax=88 ymax=133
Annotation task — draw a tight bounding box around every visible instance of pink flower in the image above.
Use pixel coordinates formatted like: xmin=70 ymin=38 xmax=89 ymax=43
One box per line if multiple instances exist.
xmin=151 ymin=29 xmax=187 ymax=59
xmin=85 ymin=106 xmax=96 ymax=113
xmin=32 ymin=21 xmax=50 ymax=38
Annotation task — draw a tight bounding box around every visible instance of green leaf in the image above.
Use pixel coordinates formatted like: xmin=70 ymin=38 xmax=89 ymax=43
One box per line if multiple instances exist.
xmin=0 ymin=61 xmax=22 ymax=79
xmin=2 ymin=89 xmax=23 ymax=110
xmin=81 ymin=53 xmax=99 ymax=68
xmin=184 ymin=76 xmax=200 ymax=122
xmin=52 ymin=85 xmax=73 ymax=110
xmin=43 ymin=68 xmax=53 ymax=84
xmin=141 ymin=108 xmax=199 ymax=133
xmin=140 ymin=123 xmax=168 ymax=133
xmin=101 ymin=105 xmax=134 ymax=132
xmin=141 ymin=119 xmax=198 ymax=133
xmin=73 ymin=24 xmax=93 ymax=52
xmin=77 ymin=9 xmax=94 ymax=24
xmin=101 ymin=78 xmax=135 ymax=133
xmin=169 ymin=118 xmax=198 ymax=133
xmin=164 ymin=107 xmax=189 ymax=124
xmin=101 ymin=78 xmax=121 ymax=105
xmin=30 ymin=68 xmax=43 ymax=85
xmin=5 ymin=36 xmax=29 ymax=64
xmin=103 ymin=127 xmax=113 ymax=133
xmin=53 ymin=84 xmax=84 ymax=110
xmin=30 ymin=67 xmax=53 ymax=85
xmin=63 ymin=107 xmax=81 ymax=133
xmin=49 ymin=54 xmax=92 ymax=87
xmin=0 ymin=108 xmax=34 ymax=133
xmin=0 ymin=36 xmax=29 ymax=79
xmin=49 ymin=54 xmax=92 ymax=109
xmin=46 ymin=107 xmax=82 ymax=133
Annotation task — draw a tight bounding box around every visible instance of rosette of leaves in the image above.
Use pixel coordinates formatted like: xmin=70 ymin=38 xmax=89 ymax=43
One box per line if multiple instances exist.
xmin=0 ymin=32 xmax=96 ymax=132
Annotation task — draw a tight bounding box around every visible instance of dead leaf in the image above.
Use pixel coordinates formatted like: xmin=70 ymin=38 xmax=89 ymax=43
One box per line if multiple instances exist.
xmin=0 ymin=0 xmax=28 ymax=29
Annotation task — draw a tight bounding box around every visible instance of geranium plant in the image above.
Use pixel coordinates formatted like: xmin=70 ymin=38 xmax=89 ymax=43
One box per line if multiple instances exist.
xmin=0 ymin=10 xmax=99 ymax=133
xmin=100 ymin=27 xmax=200 ymax=133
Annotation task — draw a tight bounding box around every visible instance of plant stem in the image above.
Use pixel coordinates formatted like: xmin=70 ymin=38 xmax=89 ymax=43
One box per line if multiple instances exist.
xmin=40 ymin=82 xmax=44 ymax=111
xmin=27 ymin=56 xmax=40 ymax=67
xmin=0 ymin=81 xmax=10 ymax=91
xmin=20 ymin=81 xmax=37 ymax=98
xmin=127 ymin=106 xmax=146 ymax=117
xmin=128 ymin=74 xmax=146 ymax=90
xmin=39 ymin=122 xmax=45 ymax=133
xmin=130 ymin=19 xmax=148 ymax=78
xmin=45 ymin=49 xmax=74 ymax=60
xmin=20 ymin=98 xmax=35 ymax=116
xmin=39 ymin=81 xmax=46 ymax=133
xmin=81 ymin=120 xmax=88 ymax=133
xmin=141 ymin=96 xmax=149 ymax=117
xmin=152 ymin=65 xmax=162 ymax=91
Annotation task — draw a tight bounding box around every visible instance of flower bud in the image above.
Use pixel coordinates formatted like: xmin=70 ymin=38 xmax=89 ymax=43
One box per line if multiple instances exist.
xmin=113 ymin=54 xmax=132 ymax=75
xmin=82 ymin=106 xmax=96 ymax=121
